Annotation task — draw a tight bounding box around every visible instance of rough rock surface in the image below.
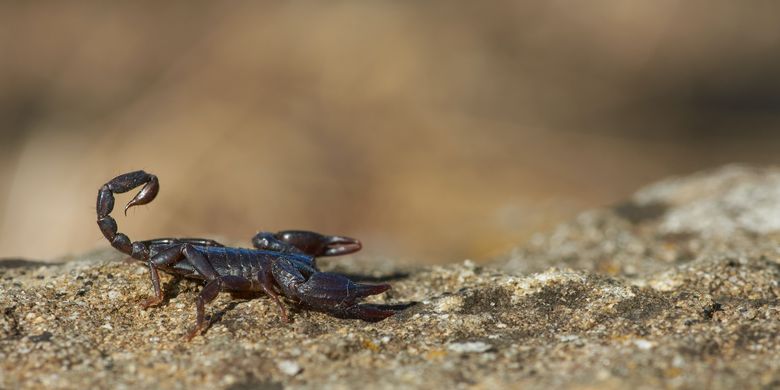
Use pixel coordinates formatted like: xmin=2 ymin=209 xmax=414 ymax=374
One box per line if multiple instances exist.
xmin=3 ymin=165 xmax=780 ymax=389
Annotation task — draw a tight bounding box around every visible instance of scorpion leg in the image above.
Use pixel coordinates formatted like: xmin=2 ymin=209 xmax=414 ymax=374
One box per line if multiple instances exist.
xmin=136 ymin=240 xmax=222 ymax=308
xmin=252 ymin=230 xmax=362 ymax=257
xmin=271 ymin=258 xmax=395 ymax=322
xmin=186 ymin=275 xmax=253 ymax=341
xmin=257 ymin=269 xmax=289 ymax=322
xmin=146 ymin=244 xmax=253 ymax=340
xmin=139 ymin=244 xmax=198 ymax=308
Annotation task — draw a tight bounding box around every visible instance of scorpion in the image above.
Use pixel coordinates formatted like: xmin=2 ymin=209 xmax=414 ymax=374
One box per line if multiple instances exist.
xmin=97 ymin=170 xmax=397 ymax=339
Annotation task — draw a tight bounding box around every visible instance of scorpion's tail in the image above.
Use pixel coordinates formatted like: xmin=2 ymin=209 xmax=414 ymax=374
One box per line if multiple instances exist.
xmin=96 ymin=170 xmax=159 ymax=259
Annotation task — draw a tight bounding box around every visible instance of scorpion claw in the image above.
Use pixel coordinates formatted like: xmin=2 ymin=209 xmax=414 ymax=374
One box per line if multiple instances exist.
xmin=322 ymin=235 xmax=362 ymax=257
xmin=353 ymin=282 xmax=391 ymax=297
xmin=293 ymin=272 xmax=395 ymax=321
xmin=270 ymin=230 xmax=362 ymax=257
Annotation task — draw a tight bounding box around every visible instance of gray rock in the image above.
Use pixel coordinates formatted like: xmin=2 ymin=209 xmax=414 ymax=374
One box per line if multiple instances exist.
xmin=2 ymin=165 xmax=780 ymax=389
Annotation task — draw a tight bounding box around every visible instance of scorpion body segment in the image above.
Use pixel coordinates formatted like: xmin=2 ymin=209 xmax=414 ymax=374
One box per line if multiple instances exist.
xmin=96 ymin=170 xmax=396 ymax=340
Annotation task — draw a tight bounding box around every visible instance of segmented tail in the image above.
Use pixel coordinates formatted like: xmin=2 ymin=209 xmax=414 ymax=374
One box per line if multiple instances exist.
xmin=96 ymin=170 xmax=159 ymax=259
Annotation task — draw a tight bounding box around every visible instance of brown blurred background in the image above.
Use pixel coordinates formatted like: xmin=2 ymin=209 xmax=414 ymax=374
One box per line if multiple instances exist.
xmin=1 ymin=2 xmax=779 ymax=264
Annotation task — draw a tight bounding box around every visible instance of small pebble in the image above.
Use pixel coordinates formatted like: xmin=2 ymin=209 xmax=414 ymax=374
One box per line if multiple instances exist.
xmin=634 ymin=339 xmax=653 ymax=350
xmin=448 ymin=341 xmax=492 ymax=353
xmin=278 ymin=360 xmax=302 ymax=376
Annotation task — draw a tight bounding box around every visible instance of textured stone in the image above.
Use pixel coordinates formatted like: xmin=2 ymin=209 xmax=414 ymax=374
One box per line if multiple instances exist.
xmin=3 ymin=165 xmax=780 ymax=389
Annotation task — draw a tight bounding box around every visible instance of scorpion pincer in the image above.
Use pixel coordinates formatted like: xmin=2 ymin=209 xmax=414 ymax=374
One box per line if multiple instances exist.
xmin=97 ymin=170 xmax=396 ymax=340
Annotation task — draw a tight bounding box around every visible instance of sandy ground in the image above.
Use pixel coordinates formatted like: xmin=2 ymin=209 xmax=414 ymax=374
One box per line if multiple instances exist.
xmin=2 ymin=165 xmax=780 ymax=389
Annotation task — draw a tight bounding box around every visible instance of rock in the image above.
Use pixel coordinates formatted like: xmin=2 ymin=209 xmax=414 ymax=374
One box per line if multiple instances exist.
xmin=635 ymin=164 xmax=780 ymax=237
xmin=2 ymin=165 xmax=780 ymax=389
xmin=503 ymin=164 xmax=780 ymax=278
xmin=277 ymin=360 xmax=302 ymax=376
xmin=447 ymin=341 xmax=493 ymax=353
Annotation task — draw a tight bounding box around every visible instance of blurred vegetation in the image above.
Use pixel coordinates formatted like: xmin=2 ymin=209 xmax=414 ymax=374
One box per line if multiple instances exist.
xmin=1 ymin=2 xmax=779 ymax=263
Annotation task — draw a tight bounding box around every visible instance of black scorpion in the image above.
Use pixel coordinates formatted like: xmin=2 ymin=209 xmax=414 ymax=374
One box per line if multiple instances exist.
xmin=97 ymin=170 xmax=397 ymax=339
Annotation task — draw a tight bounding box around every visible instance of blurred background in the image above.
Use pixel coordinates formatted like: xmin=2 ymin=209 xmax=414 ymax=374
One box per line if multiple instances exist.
xmin=1 ymin=2 xmax=779 ymax=264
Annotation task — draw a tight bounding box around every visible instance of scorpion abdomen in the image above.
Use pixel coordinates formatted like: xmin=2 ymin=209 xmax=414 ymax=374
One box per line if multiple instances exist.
xmin=197 ymin=246 xmax=313 ymax=281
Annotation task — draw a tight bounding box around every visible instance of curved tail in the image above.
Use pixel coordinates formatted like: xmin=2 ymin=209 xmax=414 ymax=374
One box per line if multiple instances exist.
xmin=96 ymin=170 xmax=159 ymax=259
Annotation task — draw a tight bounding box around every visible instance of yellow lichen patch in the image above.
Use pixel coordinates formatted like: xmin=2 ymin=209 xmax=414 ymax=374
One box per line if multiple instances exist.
xmin=362 ymin=339 xmax=380 ymax=352
xmin=596 ymin=261 xmax=622 ymax=276
xmin=425 ymin=349 xmax=448 ymax=360
xmin=664 ymin=367 xmax=682 ymax=378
